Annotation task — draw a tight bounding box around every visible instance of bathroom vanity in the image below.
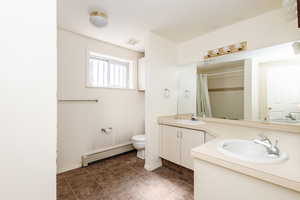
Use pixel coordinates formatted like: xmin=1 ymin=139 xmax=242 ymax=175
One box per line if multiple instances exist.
xmin=158 ymin=116 xmax=300 ymax=200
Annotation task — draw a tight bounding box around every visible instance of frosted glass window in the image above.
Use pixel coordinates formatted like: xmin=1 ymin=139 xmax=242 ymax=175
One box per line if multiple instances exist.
xmin=87 ymin=53 xmax=131 ymax=89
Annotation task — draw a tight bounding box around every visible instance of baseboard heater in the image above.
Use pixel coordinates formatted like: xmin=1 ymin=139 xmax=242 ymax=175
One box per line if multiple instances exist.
xmin=82 ymin=142 xmax=134 ymax=167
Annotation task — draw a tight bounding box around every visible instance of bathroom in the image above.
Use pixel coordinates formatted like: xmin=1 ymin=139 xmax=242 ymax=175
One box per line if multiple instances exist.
xmin=1 ymin=0 xmax=300 ymax=200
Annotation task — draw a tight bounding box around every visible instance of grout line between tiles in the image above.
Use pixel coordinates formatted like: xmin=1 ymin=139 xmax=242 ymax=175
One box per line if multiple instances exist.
xmin=85 ymin=165 xmax=108 ymax=199
xmin=64 ymin=176 xmax=81 ymax=200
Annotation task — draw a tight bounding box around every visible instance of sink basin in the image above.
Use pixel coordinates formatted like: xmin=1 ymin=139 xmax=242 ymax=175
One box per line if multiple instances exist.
xmin=217 ymin=139 xmax=288 ymax=164
xmin=175 ymin=119 xmax=205 ymax=125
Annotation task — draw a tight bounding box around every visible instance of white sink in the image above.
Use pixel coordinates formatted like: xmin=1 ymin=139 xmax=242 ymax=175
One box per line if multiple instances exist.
xmin=217 ymin=139 xmax=288 ymax=164
xmin=175 ymin=119 xmax=206 ymax=125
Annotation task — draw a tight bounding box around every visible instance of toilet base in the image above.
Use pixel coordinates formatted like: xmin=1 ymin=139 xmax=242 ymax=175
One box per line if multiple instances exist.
xmin=137 ymin=149 xmax=145 ymax=160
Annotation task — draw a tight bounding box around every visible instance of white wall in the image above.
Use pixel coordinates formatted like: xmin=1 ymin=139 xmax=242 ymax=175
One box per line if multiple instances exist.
xmin=178 ymin=8 xmax=300 ymax=65
xmin=177 ymin=64 xmax=197 ymax=115
xmin=0 ymin=1 xmax=57 ymax=200
xmin=145 ymin=32 xmax=178 ymax=170
xmin=244 ymin=59 xmax=260 ymax=120
xmin=58 ymin=29 xmax=145 ymax=173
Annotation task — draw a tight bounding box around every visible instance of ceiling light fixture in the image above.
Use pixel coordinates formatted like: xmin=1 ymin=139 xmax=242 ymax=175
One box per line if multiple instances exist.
xmin=89 ymin=11 xmax=108 ymax=28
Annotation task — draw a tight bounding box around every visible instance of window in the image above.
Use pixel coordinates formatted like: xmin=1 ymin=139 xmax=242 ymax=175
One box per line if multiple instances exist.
xmin=87 ymin=52 xmax=133 ymax=89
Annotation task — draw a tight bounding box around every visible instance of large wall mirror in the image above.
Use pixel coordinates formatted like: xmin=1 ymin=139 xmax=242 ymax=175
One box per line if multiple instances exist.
xmin=177 ymin=41 xmax=300 ymax=125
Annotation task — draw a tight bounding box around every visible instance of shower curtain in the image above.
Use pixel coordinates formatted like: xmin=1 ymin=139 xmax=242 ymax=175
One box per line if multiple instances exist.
xmin=196 ymin=74 xmax=212 ymax=117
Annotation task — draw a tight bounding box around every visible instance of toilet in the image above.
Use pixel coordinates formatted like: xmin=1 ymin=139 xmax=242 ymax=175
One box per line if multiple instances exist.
xmin=131 ymin=134 xmax=146 ymax=159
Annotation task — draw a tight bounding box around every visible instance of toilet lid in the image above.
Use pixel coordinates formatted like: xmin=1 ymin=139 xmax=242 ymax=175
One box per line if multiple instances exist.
xmin=132 ymin=135 xmax=146 ymax=142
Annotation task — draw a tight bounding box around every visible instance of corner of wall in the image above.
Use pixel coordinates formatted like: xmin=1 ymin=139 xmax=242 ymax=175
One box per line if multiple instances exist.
xmin=144 ymin=32 xmax=178 ymax=171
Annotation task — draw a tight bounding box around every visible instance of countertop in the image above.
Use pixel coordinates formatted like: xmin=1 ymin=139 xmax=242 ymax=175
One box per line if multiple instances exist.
xmin=158 ymin=116 xmax=300 ymax=192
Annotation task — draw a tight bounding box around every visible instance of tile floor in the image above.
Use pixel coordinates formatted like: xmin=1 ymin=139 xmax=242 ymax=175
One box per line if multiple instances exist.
xmin=57 ymin=151 xmax=194 ymax=200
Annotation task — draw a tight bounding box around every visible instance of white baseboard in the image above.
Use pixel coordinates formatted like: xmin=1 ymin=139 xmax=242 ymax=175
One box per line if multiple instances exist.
xmin=57 ymin=164 xmax=82 ymax=174
xmin=145 ymin=158 xmax=162 ymax=171
xmin=57 ymin=143 xmax=135 ymax=174
xmin=82 ymin=142 xmax=134 ymax=167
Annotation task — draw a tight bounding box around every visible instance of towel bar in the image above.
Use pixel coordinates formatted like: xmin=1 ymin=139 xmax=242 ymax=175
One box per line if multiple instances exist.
xmin=58 ymin=99 xmax=98 ymax=102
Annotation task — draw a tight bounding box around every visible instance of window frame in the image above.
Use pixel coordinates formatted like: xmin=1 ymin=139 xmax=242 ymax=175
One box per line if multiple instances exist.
xmin=86 ymin=51 xmax=134 ymax=90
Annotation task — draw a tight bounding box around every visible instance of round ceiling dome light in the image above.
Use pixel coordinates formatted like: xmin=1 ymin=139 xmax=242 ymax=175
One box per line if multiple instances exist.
xmin=89 ymin=11 xmax=108 ymax=27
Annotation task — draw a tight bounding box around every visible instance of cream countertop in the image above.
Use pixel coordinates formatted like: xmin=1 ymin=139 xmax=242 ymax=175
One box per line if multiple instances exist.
xmin=158 ymin=116 xmax=300 ymax=192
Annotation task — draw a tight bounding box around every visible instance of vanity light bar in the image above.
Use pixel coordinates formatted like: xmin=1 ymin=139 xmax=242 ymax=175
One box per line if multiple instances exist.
xmin=204 ymin=41 xmax=247 ymax=59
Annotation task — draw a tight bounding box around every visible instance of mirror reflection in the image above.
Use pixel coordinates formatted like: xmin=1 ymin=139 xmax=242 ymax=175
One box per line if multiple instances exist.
xmin=197 ymin=60 xmax=245 ymax=120
xmin=177 ymin=41 xmax=300 ymax=125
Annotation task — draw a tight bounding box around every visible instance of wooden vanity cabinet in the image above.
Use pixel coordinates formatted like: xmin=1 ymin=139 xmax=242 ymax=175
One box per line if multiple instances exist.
xmin=160 ymin=125 xmax=181 ymax=165
xmin=159 ymin=125 xmax=205 ymax=170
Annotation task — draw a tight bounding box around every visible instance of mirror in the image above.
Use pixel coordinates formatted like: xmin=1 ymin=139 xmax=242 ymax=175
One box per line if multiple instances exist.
xmin=177 ymin=40 xmax=300 ymax=125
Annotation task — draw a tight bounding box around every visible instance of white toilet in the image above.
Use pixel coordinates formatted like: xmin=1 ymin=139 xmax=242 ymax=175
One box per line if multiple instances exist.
xmin=131 ymin=134 xmax=146 ymax=159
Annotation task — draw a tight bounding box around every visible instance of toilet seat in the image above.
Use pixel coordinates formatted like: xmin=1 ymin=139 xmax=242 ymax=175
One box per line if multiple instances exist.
xmin=132 ymin=135 xmax=146 ymax=142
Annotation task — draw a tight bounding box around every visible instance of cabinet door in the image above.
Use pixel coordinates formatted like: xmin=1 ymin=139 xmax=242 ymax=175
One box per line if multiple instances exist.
xmin=160 ymin=125 xmax=181 ymax=165
xmin=181 ymin=129 xmax=204 ymax=170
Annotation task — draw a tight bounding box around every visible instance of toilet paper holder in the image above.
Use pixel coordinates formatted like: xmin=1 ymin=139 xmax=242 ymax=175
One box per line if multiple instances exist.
xmin=101 ymin=127 xmax=112 ymax=134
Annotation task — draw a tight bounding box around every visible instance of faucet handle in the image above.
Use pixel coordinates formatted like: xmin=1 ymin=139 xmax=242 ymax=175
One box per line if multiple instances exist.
xmin=273 ymin=139 xmax=279 ymax=147
xmin=191 ymin=113 xmax=198 ymax=120
xmin=258 ymin=134 xmax=273 ymax=146
xmin=271 ymin=139 xmax=280 ymax=156
xmin=258 ymin=133 xmax=267 ymax=140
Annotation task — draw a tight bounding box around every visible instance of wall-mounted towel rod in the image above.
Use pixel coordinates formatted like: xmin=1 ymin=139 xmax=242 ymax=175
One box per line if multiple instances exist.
xmin=58 ymin=99 xmax=99 ymax=103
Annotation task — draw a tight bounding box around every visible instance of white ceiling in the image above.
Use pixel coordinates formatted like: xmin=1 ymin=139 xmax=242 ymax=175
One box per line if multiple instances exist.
xmin=58 ymin=0 xmax=281 ymax=52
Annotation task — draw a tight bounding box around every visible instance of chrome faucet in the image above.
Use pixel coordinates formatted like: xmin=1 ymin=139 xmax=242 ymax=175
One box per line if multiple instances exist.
xmin=191 ymin=113 xmax=198 ymax=121
xmin=285 ymin=112 xmax=297 ymax=120
xmin=253 ymin=134 xmax=280 ymax=157
xmin=264 ymin=107 xmax=272 ymax=122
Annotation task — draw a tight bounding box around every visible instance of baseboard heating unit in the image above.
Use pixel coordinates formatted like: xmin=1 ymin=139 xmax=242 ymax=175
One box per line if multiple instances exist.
xmin=82 ymin=142 xmax=134 ymax=167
